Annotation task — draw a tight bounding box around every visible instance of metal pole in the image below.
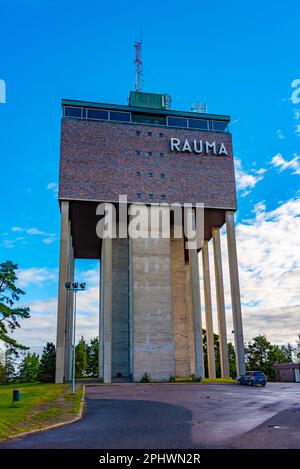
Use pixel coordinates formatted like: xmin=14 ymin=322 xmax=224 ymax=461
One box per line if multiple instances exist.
xmin=72 ymin=290 xmax=77 ymax=394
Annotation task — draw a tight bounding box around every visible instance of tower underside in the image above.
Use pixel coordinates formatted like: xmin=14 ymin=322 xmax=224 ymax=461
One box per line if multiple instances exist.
xmin=56 ymin=202 xmax=245 ymax=383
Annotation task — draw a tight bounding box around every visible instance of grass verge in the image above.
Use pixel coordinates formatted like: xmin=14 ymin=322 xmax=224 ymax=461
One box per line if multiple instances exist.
xmin=0 ymin=383 xmax=83 ymax=441
xmin=173 ymin=377 xmax=237 ymax=384
xmin=202 ymin=377 xmax=237 ymax=384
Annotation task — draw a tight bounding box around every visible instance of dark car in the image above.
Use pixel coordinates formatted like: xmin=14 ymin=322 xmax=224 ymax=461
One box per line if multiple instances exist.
xmin=238 ymin=371 xmax=266 ymax=386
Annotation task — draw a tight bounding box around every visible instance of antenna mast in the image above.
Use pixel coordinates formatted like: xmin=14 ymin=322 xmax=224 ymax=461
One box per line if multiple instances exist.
xmin=134 ymin=38 xmax=143 ymax=92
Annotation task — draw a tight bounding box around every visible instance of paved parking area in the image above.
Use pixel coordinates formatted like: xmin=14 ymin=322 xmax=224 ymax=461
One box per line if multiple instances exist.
xmin=1 ymin=382 xmax=300 ymax=449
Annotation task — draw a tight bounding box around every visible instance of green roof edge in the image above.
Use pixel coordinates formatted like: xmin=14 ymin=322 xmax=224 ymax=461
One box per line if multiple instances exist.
xmin=61 ymin=98 xmax=231 ymax=122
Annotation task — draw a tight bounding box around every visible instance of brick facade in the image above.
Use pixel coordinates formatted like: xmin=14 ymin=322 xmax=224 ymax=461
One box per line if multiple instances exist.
xmin=59 ymin=118 xmax=236 ymax=209
xmin=274 ymin=363 xmax=300 ymax=382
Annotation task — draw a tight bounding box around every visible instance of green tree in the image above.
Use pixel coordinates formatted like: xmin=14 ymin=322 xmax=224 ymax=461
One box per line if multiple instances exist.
xmin=281 ymin=343 xmax=294 ymax=362
xmin=0 ymin=360 xmax=5 ymax=384
xmin=202 ymin=329 xmax=237 ymax=379
xmin=19 ymin=352 xmax=40 ymax=383
xmin=295 ymin=335 xmax=300 ymax=363
xmin=38 ymin=342 xmax=56 ymax=383
xmin=228 ymin=342 xmax=236 ymax=378
xmin=0 ymin=261 xmax=30 ymax=353
xmin=202 ymin=329 xmax=221 ymax=377
xmin=0 ymin=347 xmax=16 ymax=384
xmin=245 ymin=335 xmax=291 ymax=381
xmin=87 ymin=337 xmax=99 ymax=377
xmin=75 ymin=336 xmax=88 ymax=378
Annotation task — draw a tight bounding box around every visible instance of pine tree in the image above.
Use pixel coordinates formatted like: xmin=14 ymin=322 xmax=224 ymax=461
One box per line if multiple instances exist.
xmin=0 ymin=261 xmax=30 ymax=353
xmin=39 ymin=342 xmax=56 ymax=383
xmin=0 ymin=347 xmax=16 ymax=384
xmin=87 ymin=337 xmax=99 ymax=377
xmin=19 ymin=352 xmax=40 ymax=382
xmin=75 ymin=336 xmax=88 ymax=378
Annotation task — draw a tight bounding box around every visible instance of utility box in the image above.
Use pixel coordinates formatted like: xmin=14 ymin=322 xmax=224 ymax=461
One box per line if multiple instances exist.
xmin=129 ymin=91 xmax=167 ymax=109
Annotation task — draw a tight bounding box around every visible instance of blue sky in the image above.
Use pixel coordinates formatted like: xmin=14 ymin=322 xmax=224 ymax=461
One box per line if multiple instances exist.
xmin=1 ymin=0 xmax=300 ymax=353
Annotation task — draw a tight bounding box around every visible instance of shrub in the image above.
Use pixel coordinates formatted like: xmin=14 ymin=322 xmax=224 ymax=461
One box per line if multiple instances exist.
xmin=140 ymin=372 xmax=150 ymax=383
xmin=191 ymin=373 xmax=201 ymax=382
xmin=39 ymin=342 xmax=56 ymax=383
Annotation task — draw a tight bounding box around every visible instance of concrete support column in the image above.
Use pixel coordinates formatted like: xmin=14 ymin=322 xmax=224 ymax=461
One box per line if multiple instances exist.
xmin=128 ymin=238 xmax=134 ymax=379
xmin=111 ymin=237 xmax=129 ymax=379
xmin=202 ymin=240 xmax=216 ymax=378
xmin=225 ymin=211 xmax=246 ymax=376
xmin=171 ymin=235 xmax=190 ymax=378
xmin=189 ymin=248 xmax=205 ymax=379
xmin=130 ymin=204 xmax=174 ymax=382
xmin=64 ymin=232 xmax=74 ymax=381
xmin=56 ymin=201 xmax=70 ymax=383
xmin=102 ymin=237 xmax=113 ymax=384
xmin=98 ymin=254 xmax=104 ymax=381
xmin=212 ymin=227 xmax=230 ymax=378
xmin=185 ymin=262 xmax=195 ymax=375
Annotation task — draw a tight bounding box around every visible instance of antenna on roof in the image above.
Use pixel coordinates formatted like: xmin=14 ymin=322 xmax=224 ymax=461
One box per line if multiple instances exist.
xmin=134 ymin=29 xmax=143 ymax=92
xmin=191 ymin=101 xmax=208 ymax=113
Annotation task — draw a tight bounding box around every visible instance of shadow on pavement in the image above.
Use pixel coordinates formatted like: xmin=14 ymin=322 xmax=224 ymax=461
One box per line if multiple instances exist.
xmin=0 ymin=399 xmax=196 ymax=449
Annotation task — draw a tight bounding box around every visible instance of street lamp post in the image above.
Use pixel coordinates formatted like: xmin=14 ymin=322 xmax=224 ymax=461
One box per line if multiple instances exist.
xmin=65 ymin=281 xmax=86 ymax=394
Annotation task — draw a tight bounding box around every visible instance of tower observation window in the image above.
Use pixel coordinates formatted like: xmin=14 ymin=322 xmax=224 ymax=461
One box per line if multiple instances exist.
xmin=212 ymin=120 xmax=229 ymax=132
xmin=110 ymin=111 xmax=131 ymax=122
xmin=167 ymin=117 xmax=188 ymax=128
xmin=131 ymin=113 xmax=166 ymax=125
xmin=188 ymin=119 xmax=209 ymax=130
xmin=87 ymin=109 xmax=109 ymax=120
xmin=63 ymin=105 xmax=229 ymax=133
xmin=64 ymin=107 xmax=82 ymax=118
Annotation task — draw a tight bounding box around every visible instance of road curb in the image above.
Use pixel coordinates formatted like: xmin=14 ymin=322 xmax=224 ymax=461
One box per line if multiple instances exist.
xmin=0 ymin=385 xmax=86 ymax=443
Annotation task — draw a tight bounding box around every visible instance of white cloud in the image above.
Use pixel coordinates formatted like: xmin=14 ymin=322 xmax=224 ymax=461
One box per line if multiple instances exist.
xmin=13 ymin=270 xmax=100 ymax=354
xmin=256 ymin=168 xmax=267 ymax=175
xmin=294 ymin=110 xmax=300 ymax=120
xmin=47 ymin=182 xmax=58 ymax=197
xmin=27 ymin=228 xmax=45 ymax=235
xmin=18 ymin=267 xmax=58 ymax=288
xmin=217 ymin=195 xmax=300 ymax=345
xmin=234 ymin=158 xmax=265 ymax=196
xmin=1 ymin=225 xmax=58 ymax=248
xmin=276 ymin=129 xmax=285 ymax=140
xmin=42 ymin=236 xmax=57 ymax=244
xmin=0 ymin=236 xmax=27 ymax=249
xmin=270 ymin=153 xmax=300 ymax=175
xmin=1 ymin=240 xmax=15 ymax=249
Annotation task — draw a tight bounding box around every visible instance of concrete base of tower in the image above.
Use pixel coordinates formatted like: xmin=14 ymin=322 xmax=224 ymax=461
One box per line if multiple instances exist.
xmin=130 ymin=236 xmax=175 ymax=382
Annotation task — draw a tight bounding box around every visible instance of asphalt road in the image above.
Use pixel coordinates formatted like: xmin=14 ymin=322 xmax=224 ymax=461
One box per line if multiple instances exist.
xmin=1 ymin=382 xmax=300 ymax=449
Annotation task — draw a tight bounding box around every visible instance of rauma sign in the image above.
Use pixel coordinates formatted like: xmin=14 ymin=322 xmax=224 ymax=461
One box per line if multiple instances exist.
xmin=170 ymin=137 xmax=228 ymax=155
